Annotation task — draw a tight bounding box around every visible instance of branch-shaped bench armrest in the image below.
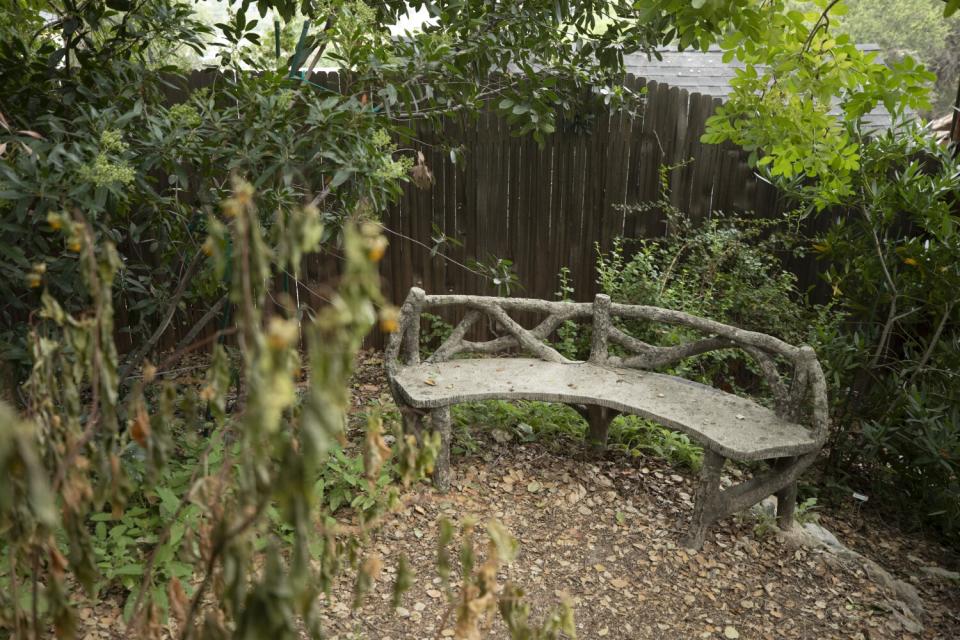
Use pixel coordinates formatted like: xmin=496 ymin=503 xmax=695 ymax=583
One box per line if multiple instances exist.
xmin=385 ymin=287 xmax=426 ymax=379
xmin=597 ymin=295 xmax=828 ymax=441
xmin=803 ymin=346 xmax=830 ymax=444
xmin=608 ymin=301 xmax=801 ymax=360
xmin=386 ymin=289 xmax=830 ymax=445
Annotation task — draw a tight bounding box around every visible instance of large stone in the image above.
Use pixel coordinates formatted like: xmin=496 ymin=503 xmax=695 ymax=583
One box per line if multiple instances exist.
xmin=802 ymin=522 xmax=843 ymax=550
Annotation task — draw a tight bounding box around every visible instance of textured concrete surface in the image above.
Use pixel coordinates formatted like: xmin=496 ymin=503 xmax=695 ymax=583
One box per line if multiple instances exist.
xmin=393 ymin=358 xmax=817 ymax=461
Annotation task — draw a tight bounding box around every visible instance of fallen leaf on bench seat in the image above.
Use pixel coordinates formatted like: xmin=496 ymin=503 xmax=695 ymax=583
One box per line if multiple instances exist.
xmin=424 ymin=378 xmax=437 ymax=386
xmin=735 ymin=414 xmax=745 ymax=420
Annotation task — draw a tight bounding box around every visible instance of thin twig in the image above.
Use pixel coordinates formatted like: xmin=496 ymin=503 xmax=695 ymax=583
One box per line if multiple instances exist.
xmin=375 ymin=222 xmax=487 ymax=280
xmin=159 ymin=293 xmax=230 ymax=371
xmin=119 ymin=248 xmax=205 ymax=382
xmin=910 ymin=300 xmax=956 ymax=384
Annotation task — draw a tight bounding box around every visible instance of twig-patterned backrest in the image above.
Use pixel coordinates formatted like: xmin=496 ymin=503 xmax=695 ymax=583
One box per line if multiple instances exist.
xmin=385 ymin=288 xmax=829 ymax=443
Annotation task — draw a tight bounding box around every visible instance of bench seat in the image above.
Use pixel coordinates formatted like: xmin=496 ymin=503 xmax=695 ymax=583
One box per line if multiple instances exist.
xmin=386 ymin=288 xmax=829 ymax=548
xmin=393 ymin=358 xmax=817 ymax=461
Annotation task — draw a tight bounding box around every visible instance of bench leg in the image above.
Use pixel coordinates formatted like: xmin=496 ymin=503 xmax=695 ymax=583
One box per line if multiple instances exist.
xmin=774 ymin=457 xmax=799 ymax=530
xmin=400 ymin=405 xmax=425 ymax=443
xmin=585 ymin=406 xmax=618 ymax=451
xmin=683 ymin=449 xmax=725 ymax=550
xmin=431 ymin=406 xmax=452 ymax=492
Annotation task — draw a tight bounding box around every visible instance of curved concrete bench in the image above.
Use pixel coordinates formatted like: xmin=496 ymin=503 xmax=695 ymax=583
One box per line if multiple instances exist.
xmin=385 ymin=288 xmax=828 ymax=548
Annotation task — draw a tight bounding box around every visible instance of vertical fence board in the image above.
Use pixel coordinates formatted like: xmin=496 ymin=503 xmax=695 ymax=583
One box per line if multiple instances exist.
xmin=155 ymin=72 xmax=825 ymax=352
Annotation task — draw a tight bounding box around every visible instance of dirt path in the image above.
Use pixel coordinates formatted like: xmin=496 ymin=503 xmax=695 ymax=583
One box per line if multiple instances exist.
xmin=318 ymin=352 xmax=960 ymax=639
xmin=71 ymin=351 xmax=960 ymax=639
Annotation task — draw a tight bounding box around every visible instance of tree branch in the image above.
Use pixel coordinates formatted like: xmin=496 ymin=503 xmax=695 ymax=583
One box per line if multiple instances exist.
xmin=118 ymin=248 xmax=205 ymax=382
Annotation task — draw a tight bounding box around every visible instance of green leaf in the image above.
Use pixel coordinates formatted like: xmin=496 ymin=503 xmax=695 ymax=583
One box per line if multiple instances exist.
xmin=155 ymin=486 xmax=179 ymax=516
xmin=114 ymin=563 xmax=144 ymax=577
xmin=330 ymin=168 xmax=352 ymax=188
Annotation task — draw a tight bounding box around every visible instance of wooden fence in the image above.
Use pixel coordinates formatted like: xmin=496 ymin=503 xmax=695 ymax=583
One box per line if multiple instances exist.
xmin=369 ymin=73 xmax=788 ymax=302
xmin=162 ymin=70 xmax=809 ymax=350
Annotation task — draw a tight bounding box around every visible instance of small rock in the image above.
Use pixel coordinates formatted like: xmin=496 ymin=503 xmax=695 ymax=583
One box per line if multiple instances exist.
xmin=396 ymin=607 xmax=410 ymax=618
xmin=752 ymin=496 xmax=777 ymax=519
xmin=683 ymin=595 xmax=696 ymax=606
xmin=426 ymin=589 xmax=442 ymax=599
xmin=723 ymin=625 xmax=740 ymax=639
xmin=578 ymin=505 xmax=592 ymax=516
xmin=598 ymin=628 xmax=609 ymax=637
xmin=413 ymin=602 xmax=426 ymax=611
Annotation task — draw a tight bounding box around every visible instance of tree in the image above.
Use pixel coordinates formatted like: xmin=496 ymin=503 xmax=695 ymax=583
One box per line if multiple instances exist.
xmin=829 ymin=0 xmax=960 ymax=113
xmin=704 ymin=0 xmax=960 ymax=540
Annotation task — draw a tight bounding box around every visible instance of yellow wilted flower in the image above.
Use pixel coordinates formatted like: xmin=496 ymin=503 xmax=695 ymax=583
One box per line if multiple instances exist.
xmin=26 ymin=272 xmax=42 ymax=288
xmin=201 ymin=236 xmax=215 ymax=256
xmin=142 ymin=361 xmax=157 ymax=383
xmin=367 ymin=235 xmax=388 ymax=262
xmin=221 ymin=198 xmax=241 ymax=218
xmin=67 ymin=236 xmax=82 ymax=252
xmin=266 ymin=316 xmax=299 ymax=350
xmin=129 ymin=404 xmax=151 ymax=447
xmin=379 ymin=306 xmax=399 ymax=333
xmin=233 ymin=179 xmax=254 ymax=205
xmin=47 ymin=212 xmax=63 ymax=231
xmin=902 ymin=257 xmax=918 ymax=267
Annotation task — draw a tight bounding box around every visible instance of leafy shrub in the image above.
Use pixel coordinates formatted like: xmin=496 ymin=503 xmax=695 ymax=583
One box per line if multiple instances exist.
xmin=608 ymin=416 xmax=704 ymax=471
xmin=419 ymin=312 xmax=455 ymax=360
xmin=316 ymin=445 xmax=396 ymax=515
xmin=590 ymin=165 xmax=815 ymax=399
xmin=792 ymin=127 xmax=960 ymax=543
xmin=454 ymin=400 xmax=587 ymax=449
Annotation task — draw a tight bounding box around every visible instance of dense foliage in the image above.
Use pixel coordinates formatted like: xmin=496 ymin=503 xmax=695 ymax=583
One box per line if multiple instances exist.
xmin=804 ymin=128 xmax=960 ymax=537
xmin=2 ymin=0 xmax=960 ymax=637
xmin=830 ymin=0 xmax=960 ymax=112
xmin=699 ymin=1 xmax=960 ymax=540
xmin=0 ymin=0 xmax=825 ymax=637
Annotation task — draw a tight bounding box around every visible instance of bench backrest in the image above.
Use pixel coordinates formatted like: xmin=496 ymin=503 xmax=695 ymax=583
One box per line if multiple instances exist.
xmin=385 ymin=288 xmax=829 ymax=444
